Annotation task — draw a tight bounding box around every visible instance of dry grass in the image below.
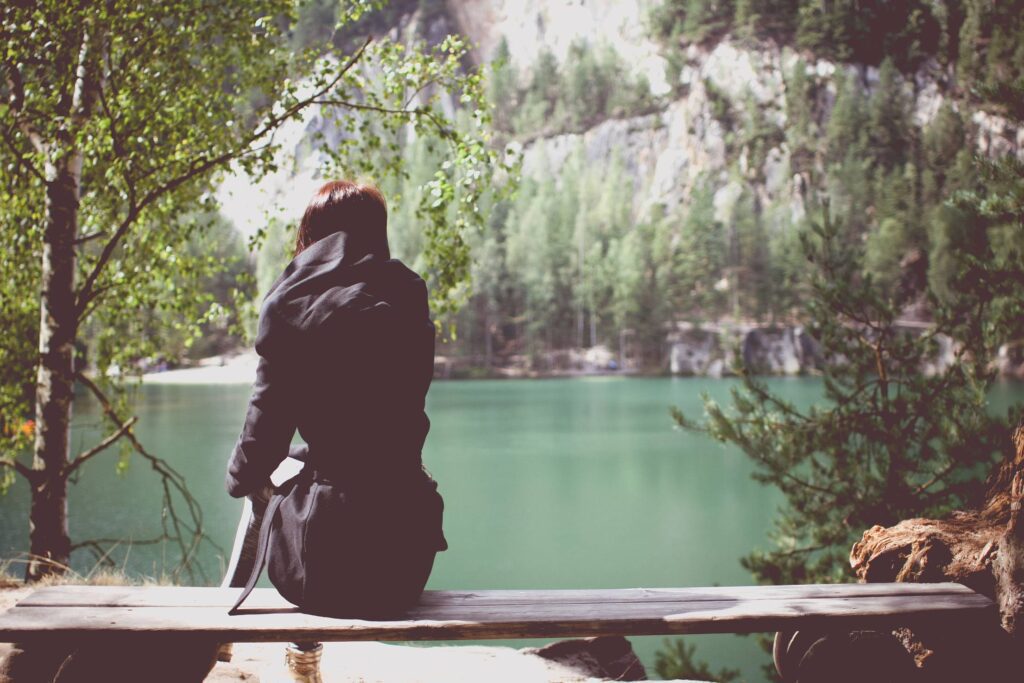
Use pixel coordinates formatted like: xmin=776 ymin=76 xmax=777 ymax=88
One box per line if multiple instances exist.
xmin=0 ymin=557 xmax=177 ymax=609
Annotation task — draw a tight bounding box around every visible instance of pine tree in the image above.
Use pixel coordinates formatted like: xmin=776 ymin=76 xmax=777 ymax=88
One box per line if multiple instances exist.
xmin=675 ymin=206 xmax=1017 ymax=584
xmin=675 ymin=179 xmax=727 ymax=318
xmin=825 ymin=71 xmax=868 ymax=165
xmin=922 ymin=104 xmax=967 ymax=206
xmin=487 ymin=37 xmax=518 ymax=134
xmin=683 ymin=0 xmax=735 ymax=43
xmin=784 ymin=58 xmax=818 ymax=174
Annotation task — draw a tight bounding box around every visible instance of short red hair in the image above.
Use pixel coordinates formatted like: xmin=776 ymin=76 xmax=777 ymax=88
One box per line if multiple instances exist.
xmin=294 ymin=180 xmax=388 ymax=257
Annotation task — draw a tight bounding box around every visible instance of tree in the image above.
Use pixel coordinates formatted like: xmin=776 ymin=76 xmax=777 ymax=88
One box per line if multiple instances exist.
xmin=673 ymin=201 xmax=1020 ymax=585
xmin=486 ymin=37 xmax=518 ymax=135
xmin=734 ymin=0 xmax=798 ymax=42
xmin=866 ymin=59 xmax=911 ymax=171
xmin=682 ymin=0 xmax=734 ymax=43
xmin=825 ymin=71 xmax=867 ymax=166
xmin=0 ymin=0 xmax=502 ymax=580
xmin=674 ymin=179 xmax=727 ymax=318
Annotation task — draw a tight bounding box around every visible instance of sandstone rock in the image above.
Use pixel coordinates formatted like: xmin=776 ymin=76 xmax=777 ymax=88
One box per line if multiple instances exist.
xmin=669 ymin=327 xmax=722 ymax=376
xmin=524 ymin=635 xmax=646 ymax=680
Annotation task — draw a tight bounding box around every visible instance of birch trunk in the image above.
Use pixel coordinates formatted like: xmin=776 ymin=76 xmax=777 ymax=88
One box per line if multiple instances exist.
xmin=25 ymin=31 xmax=95 ymax=581
xmin=26 ymin=154 xmax=81 ymax=581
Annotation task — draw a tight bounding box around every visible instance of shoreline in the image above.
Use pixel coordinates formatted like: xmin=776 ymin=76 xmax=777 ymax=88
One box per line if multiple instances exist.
xmin=139 ymin=351 xmax=661 ymax=385
xmin=137 ymin=348 xmax=1024 ymax=386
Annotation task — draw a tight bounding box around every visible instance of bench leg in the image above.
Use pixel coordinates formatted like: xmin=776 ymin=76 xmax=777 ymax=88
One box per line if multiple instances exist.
xmin=285 ymin=641 xmax=323 ymax=683
xmin=0 ymin=637 xmax=219 ymax=683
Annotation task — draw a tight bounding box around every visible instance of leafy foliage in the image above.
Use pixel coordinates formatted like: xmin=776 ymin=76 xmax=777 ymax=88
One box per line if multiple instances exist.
xmin=0 ymin=0 xmax=506 ymax=576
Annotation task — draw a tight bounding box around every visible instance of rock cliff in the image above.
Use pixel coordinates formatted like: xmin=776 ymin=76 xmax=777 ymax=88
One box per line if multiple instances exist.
xmin=215 ymin=0 xmax=1024 ymax=376
xmin=453 ymin=17 xmax=1020 ymax=228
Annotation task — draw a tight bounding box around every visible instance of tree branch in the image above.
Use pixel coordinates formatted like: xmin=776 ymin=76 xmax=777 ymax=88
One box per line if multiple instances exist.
xmin=74 ymin=371 xmax=221 ymax=582
xmin=74 ymin=37 xmax=374 ymax=316
xmin=73 ymin=231 xmax=106 ymax=246
xmin=63 ymin=415 xmax=138 ymax=476
xmin=0 ymin=457 xmax=34 ymax=481
xmin=0 ymin=123 xmax=45 ymax=182
xmin=312 ymin=99 xmax=454 ymax=138
xmin=2 ymin=60 xmax=45 ymax=154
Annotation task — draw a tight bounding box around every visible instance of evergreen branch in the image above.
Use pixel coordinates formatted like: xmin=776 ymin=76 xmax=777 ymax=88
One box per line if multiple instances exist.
xmin=63 ymin=415 xmax=138 ymax=476
xmin=773 ymin=543 xmax=830 ymax=557
xmin=912 ymin=460 xmax=959 ymax=498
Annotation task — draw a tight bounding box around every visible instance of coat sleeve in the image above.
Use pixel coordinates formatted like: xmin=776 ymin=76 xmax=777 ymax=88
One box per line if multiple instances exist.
xmin=225 ymin=314 xmax=298 ymax=497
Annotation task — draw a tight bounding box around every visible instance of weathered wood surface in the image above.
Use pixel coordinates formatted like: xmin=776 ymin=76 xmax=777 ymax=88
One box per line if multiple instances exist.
xmin=0 ymin=583 xmax=994 ymax=644
xmin=16 ymin=581 xmax=980 ymax=607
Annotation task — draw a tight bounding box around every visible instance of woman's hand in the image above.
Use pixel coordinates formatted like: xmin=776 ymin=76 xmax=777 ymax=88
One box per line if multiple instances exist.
xmin=247 ymin=481 xmax=275 ymax=515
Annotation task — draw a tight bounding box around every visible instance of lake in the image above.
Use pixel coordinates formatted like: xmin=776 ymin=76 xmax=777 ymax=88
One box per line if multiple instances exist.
xmin=2 ymin=376 xmax=1021 ymax=680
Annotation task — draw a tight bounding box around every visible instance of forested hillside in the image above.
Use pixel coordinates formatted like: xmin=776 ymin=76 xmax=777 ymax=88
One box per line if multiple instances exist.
xmin=241 ymin=0 xmax=1023 ymax=375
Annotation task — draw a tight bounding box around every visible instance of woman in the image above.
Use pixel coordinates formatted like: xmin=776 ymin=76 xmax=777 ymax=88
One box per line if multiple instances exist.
xmin=225 ymin=180 xmax=446 ymax=619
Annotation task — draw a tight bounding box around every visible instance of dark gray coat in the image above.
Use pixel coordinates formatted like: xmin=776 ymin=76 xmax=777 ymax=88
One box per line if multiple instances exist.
xmin=225 ymin=229 xmax=445 ymax=552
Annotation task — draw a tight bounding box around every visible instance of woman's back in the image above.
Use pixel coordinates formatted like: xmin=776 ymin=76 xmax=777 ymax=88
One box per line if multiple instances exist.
xmin=261 ymin=232 xmax=435 ymax=487
xmin=225 ymin=181 xmax=446 ymax=618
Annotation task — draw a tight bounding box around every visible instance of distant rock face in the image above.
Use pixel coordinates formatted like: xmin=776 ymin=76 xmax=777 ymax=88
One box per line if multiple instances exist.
xmin=668 ymin=326 xmax=722 ymax=376
xmin=998 ymin=342 xmax=1024 ymax=379
xmin=444 ymin=1 xmax=1022 ymax=230
xmin=444 ymin=0 xmax=671 ymax=95
xmin=668 ymin=323 xmax=822 ymax=376
xmin=217 ymin=2 xmax=1022 ymax=247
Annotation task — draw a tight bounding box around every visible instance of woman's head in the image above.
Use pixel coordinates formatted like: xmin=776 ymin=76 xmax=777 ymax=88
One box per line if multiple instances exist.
xmin=294 ymin=180 xmax=389 ymax=257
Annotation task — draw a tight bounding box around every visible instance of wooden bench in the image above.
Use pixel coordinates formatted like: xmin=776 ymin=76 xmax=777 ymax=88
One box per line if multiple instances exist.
xmin=0 ymin=582 xmax=995 ymax=681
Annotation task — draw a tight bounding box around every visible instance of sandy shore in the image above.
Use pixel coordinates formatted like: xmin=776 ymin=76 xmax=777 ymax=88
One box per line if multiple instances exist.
xmin=142 ymin=352 xmax=259 ymax=385
xmin=208 ymin=641 xmax=632 ymax=682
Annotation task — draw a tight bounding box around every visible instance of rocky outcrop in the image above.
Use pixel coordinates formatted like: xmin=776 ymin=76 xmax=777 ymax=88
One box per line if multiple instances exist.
xmin=668 ymin=325 xmax=724 ymax=376
xmin=998 ymin=342 xmax=1024 ymax=380
xmin=445 ymin=0 xmax=1022 ymax=238
xmin=444 ymin=0 xmax=671 ymax=95
xmin=668 ymin=323 xmax=822 ymax=376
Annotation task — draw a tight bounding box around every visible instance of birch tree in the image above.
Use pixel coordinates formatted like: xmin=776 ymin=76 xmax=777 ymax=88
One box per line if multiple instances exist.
xmin=0 ymin=0 xmax=502 ymax=580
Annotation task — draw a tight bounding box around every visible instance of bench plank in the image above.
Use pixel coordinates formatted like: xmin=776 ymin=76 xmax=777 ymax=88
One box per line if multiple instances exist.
xmin=15 ymin=582 xmax=982 ymax=608
xmin=0 ymin=584 xmax=995 ymax=643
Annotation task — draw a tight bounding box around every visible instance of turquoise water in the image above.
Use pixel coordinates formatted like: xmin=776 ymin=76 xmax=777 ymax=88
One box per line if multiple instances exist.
xmin=3 ymin=376 xmax=1019 ymax=680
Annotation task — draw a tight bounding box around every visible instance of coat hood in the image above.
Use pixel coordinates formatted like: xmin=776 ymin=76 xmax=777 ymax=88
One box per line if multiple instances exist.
xmin=254 ymin=230 xmax=424 ymax=357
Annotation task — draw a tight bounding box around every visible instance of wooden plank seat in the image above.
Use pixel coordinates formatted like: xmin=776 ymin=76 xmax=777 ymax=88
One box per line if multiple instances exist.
xmin=0 ymin=582 xmax=995 ymax=680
